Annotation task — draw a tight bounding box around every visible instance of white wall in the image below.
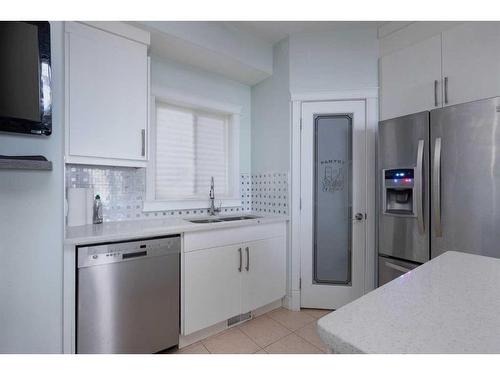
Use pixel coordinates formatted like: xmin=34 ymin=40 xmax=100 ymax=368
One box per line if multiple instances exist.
xmin=250 ymin=27 xmax=379 ymax=175
xmin=151 ymin=56 xmax=252 ymax=174
xmin=0 ymin=22 xmax=65 ymax=353
xmin=289 ymin=27 xmax=379 ymax=93
xmin=251 ymin=39 xmax=290 ymax=173
xmin=142 ymin=21 xmax=273 ymax=75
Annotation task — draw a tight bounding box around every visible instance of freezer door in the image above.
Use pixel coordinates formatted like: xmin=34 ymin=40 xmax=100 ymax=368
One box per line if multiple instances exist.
xmin=378 ymin=111 xmax=430 ymax=263
xmin=378 ymin=256 xmax=420 ymax=287
xmin=430 ymin=97 xmax=500 ymax=259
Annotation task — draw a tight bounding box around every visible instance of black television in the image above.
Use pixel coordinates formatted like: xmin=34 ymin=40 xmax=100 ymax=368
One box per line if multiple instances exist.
xmin=0 ymin=21 xmax=52 ymax=136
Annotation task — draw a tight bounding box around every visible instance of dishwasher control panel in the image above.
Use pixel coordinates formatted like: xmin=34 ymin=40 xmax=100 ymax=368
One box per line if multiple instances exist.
xmin=77 ymin=235 xmax=181 ymax=268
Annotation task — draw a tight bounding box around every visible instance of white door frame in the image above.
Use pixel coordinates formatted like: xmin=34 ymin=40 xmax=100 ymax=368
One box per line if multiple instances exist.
xmin=284 ymin=89 xmax=378 ymax=311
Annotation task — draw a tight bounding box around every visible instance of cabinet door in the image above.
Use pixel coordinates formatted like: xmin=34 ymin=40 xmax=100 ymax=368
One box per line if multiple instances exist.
xmin=380 ymin=34 xmax=442 ymax=120
xmin=241 ymin=236 xmax=286 ymax=313
xmin=66 ymin=23 xmax=148 ymax=162
xmin=442 ymin=22 xmax=500 ymax=106
xmin=183 ymin=245 xmax=242 ymax=335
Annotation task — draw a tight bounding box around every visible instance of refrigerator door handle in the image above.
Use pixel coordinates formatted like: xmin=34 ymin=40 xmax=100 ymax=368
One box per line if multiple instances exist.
xmin=444 ymin=77 xmax=449 ymax=105
xmin=433 ymin=137 xmax=443 ymax=237
xmin=434 ymin=80 xmax=438 ymax=107
xmin=416 ymin=139 xmax=425 ymax=235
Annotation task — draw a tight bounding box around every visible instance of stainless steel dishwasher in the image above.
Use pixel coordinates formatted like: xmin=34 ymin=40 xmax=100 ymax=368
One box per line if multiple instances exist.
xmin=76 ymin=235 xmax=180 ymax=354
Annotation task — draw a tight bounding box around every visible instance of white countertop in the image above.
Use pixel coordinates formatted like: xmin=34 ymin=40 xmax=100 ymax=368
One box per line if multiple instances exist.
xmin=317 ymin=251 xmax=500 ymax=354
xmin=65 ymin=212 xmax=288 ymax=246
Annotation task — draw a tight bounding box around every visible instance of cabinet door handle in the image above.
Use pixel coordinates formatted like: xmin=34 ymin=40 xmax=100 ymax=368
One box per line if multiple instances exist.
xmin=434 ymin=80 xmax=438 ymax=107
xmin=444 ymin=76 xmax=449 ymax=105
xmin=141 ymin=129 xmax=146 ymax=157
xmin=238 ymin=248 xmax=242 ymax=272
xmin=245 ymin=247 xmax=249 ymax=271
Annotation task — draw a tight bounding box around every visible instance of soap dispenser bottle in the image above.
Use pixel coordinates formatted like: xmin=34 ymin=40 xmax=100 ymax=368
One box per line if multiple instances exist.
xmin=93 ymin=194 xmax=103 ymax=224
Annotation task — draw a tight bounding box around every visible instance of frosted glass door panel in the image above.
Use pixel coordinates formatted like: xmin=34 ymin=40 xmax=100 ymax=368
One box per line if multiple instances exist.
xmin=314 ymin=115 xmax=352 ymax=284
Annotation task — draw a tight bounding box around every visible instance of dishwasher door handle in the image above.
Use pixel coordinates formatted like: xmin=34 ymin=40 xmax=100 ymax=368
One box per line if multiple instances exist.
xmin=122 ymin=251 xmax=147 ymax=260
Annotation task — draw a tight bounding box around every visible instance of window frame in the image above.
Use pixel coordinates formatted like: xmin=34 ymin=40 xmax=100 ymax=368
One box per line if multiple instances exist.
xmin=143 ymin=89 xmax=241 ymax=212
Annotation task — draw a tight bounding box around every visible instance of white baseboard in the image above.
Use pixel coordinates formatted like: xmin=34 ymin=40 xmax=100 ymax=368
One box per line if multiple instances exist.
xmin=283 ymin=290 xmax=301 ymax=311
xmin=178 ymin=298 xmax=283 ymax=349
xmin=179 ymin=320 xmax=229 ymax=349
xmin=253 ymin=299 xmax=283 ymax=317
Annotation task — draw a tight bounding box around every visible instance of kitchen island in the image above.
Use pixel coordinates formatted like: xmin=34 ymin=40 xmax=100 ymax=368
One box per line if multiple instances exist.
xmin=317 ymin=251 xmax=500 ymax=353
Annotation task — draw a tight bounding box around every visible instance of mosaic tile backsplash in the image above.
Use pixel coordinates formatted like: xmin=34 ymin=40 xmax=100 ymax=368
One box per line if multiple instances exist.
xmin=251 ymin=172 xmax=288 ymax=215
xmin=66 ymin=165 xmax=289 ymax=222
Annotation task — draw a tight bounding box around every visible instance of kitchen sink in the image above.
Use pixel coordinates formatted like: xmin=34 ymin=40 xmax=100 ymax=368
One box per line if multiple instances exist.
xmin=218 ymin=215 xmax=261 ymax=221
xmin=187 ymin=215 xmax=261 ymax=224
xmin=188 ymin=218 xmax=223 ymax=224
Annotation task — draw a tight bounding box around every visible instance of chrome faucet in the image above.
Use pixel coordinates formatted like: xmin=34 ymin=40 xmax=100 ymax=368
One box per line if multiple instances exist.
xmin=208 ymin=176 xmax=221 ymax=216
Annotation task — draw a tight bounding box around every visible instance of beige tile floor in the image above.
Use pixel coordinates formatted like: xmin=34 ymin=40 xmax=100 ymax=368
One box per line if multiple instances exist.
xmin=166 ymin=308 xmax=332 ymax=354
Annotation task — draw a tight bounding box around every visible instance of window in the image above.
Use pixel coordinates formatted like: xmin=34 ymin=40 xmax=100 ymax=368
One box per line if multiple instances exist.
xmin=145 ymin=95 xmax=240 ymax=211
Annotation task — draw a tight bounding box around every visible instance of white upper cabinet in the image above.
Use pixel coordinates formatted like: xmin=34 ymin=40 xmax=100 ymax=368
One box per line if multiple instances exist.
xmin=442 ymin=22 xmax=500 ymax=107
xmin=380 ymin=22 xmax=500 ymax=120
xmin=380 ymin=34 xmax=442 ymax=120
xmin=65 ymin=22 xmax=150 ymax=167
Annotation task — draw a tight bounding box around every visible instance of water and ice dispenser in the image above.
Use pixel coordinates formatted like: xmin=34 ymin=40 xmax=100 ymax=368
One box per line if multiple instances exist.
xmin=382 ymin=168 xmax=416 ymax=216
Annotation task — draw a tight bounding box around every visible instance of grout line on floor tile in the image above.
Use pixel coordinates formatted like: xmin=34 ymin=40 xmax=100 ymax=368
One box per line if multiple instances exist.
xmin=202 ymin=343 xmax=211 ymax=354
xmin=265 ymin=312 xmax=314 ymax=333
xmin=261 ymin=331 xmax=295 ymax=351
xmin=296 ymin=331 xmax=327 ymax=353
xmin=262 ymin=312 xmax=295 ymax=331
xmin=235 ymin=325 xmax=266 ymax=350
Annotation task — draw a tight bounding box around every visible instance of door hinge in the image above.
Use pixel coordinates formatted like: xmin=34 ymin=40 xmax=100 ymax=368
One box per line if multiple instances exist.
xmin=299 ymin=198 xmax=302 ymax=210
xmin=299 ymin=278 xmax=302 ymax=290
xmin=300 ymin=118 xmax=303 ymax=131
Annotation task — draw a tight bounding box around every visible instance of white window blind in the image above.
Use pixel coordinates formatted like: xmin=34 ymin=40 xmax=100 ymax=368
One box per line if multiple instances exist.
xmin=155 ymin=102 xmax=229 ymax=200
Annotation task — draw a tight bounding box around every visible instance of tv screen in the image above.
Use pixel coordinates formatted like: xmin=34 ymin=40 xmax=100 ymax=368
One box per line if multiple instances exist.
xmin=0 ymin=21 xmax=52 ymax=136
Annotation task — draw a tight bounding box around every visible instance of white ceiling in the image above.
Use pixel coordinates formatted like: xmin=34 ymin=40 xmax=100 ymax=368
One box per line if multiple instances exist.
xmin=223 ymin=21 xmax=387 ymax=45
xmin=133 ymin=21 xmax=388 ymax=86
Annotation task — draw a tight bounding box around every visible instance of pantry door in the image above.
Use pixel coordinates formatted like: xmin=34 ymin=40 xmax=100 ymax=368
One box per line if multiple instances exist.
xmin=300 ymin=101 xmax=367 ymax=309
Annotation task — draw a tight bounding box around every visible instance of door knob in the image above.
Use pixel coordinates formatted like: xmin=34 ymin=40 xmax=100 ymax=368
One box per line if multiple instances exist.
xmin=354 ymin=213 xmax=364 ymax=221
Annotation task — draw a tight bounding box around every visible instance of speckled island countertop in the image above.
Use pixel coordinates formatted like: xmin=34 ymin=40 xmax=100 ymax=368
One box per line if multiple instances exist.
xmin=317 ymin=251 xmax=500 ymax=354
xmin=65 ymin=212 xmax=288 ymax=246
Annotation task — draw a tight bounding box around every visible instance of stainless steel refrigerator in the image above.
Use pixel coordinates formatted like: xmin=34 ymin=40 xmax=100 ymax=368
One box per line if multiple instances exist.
xmin=378 ymin=97 xmax=500 ymax=286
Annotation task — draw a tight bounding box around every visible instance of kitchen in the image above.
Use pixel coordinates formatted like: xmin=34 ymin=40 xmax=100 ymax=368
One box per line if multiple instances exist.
xmin=1 ymin=0 xmax=500 ymax=372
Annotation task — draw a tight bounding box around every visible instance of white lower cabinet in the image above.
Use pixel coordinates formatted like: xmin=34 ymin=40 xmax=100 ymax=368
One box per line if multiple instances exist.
xmin=182 ymin=223 xmax=286 ymax=335
xmin=183 ymin=244 xmax=242 ymax=335
xmin=241 ymin=237 xmax=286 ymax=313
